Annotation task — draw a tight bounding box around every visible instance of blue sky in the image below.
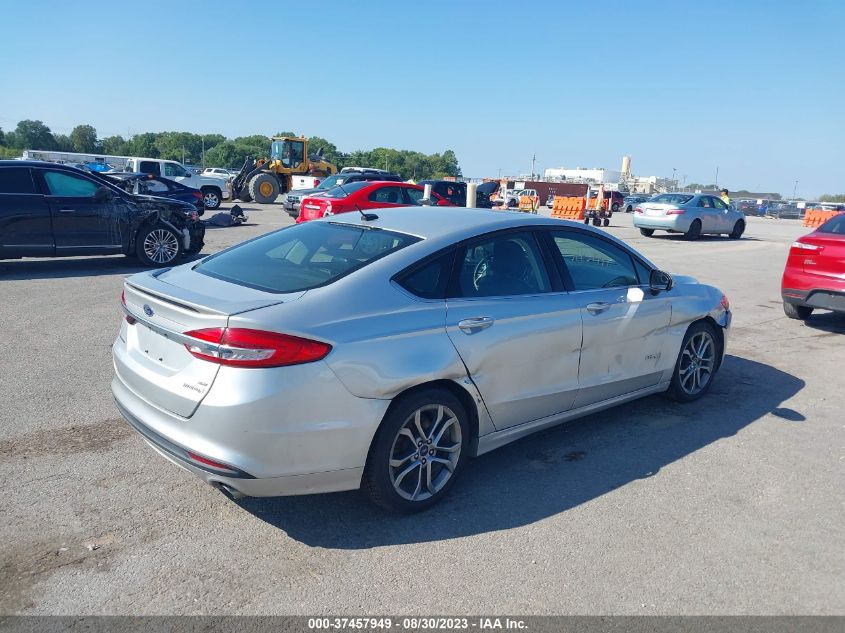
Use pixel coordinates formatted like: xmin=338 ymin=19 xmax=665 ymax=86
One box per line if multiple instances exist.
xmin=1 ymin=0 xmax=842 ymax=197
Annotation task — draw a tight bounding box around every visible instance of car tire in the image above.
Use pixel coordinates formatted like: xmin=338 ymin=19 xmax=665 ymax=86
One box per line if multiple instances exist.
xmin=592 ymin=217 xmax=601 ymax=226
xmin=685 ymin=219 xmax=702 ymax=240
xmin=135 ymin=222 xmax=182 ymax=267
xmin=611 ymin=203 xmax=620 ymax=212
xmin=666 ymin=321 xmax=721 ymax=403
xmin=626 ymin=205 xmax=633 ymax=213
xmin=362 ymin=388 xmax=470 ymax=514
xmin=602 ymin=218 xmax=610 ymax=227
xmin=640 ymin=228 xmax=655 ymax=237
xmin=201 ymin=187 xmax=222 ymax=210
xmin=248 ymin=174 xmax=280 ymax=204
xmin=783 ymin=302 xmax=813 ymax=320
xmin=729 ymin=220 xmax=745 ymax=239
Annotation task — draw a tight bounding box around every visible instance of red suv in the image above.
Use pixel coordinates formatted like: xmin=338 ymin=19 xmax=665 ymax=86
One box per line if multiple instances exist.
xmin=297 ymin=181 xmax=452 ymax=223
xmin=781 ymin=212 xmax=845 ymax=319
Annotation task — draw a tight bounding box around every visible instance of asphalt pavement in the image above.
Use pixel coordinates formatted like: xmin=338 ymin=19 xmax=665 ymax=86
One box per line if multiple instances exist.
xmin=1 ymin=204 xmax=843 ymax=615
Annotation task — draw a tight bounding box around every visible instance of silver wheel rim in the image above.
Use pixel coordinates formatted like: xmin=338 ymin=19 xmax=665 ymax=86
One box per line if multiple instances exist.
xmin=204 ymin=192 xmax=218 ymax=206
xmin=679 ymin=331 xmax=716 ymax=395
xmin=389 ymin=404 xmax=462 ymax=502
xmin=143 ymin=228 xmax=179 ymax=264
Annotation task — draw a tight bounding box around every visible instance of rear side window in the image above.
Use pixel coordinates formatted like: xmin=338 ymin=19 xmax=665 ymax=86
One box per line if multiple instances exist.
xmin=139 ymin=161 xmax=161 ymax=176
xmin=818 ymin=214 xmax=845 ymax=235
xmin=0 ymin=167 xmax=37 ymax=194
xmin=368 ymin=186 xmax=403 ymax=204
xmin=322 ymin=180 xmax=370 ymax=198
xmin=397 ymin=251 xmax=455 ymax=299
xmin=43 ymin=171 xmax=98 ymax=197
xmin=551 ymin=231 xmax=639 ymax=290
xmin=196 ymin=222 xmax=420 ymax=293
xmin=652 ymin=193 xmax=693 ymax=205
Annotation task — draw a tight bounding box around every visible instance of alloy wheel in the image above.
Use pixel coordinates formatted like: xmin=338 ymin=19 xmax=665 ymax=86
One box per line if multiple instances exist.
xmin=389 ymin=404 xmax=462 ymax=501
xmin=203 ymin=192 xmax=219 ymax=207
xmin=143 ymin=228 xmax=179 ymax=264
xmin=679 ymin=331 xmax=716 ymax=396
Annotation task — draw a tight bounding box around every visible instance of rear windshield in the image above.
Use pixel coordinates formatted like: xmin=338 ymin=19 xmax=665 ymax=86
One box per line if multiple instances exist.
xmin=196 ymin=221 xmax=420 ymax=293
xmin=817 ymin=214 xmax=845 ymax=235
xmin=316 ymin=174 xmax=351 ymax=189
xmin=321 ymin=180 xmax=371 ymax=198
xmin=651 ymin=194 xmax=694 ymax=204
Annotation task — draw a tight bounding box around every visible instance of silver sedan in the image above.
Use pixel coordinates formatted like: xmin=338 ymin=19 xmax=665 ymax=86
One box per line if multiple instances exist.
xmin=633 ymin=192 xmax=746 ymax=239
xmin=112 ymin=208 xmax=732 ymax=512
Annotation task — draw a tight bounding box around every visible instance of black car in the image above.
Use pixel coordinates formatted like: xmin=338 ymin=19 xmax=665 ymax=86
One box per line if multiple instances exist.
xmin=0 ymin=161 xmax=205 ymax=267
xmin=417 ymin=180 xmax=498 ymax=208
xmin=283 ymin=168 xmax=403 ymax=217
xmin=104 ymin=172 xmax=205 ymax=216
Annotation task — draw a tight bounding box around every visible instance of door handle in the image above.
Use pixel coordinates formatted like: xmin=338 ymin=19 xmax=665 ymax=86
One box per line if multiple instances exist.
xmin=586 ymin=302 xmax=611 ymax=314
xmin=458 ymin=317 xmax=494 ymax=333
xmin=58 ymin=209 xmax=76 ymax=214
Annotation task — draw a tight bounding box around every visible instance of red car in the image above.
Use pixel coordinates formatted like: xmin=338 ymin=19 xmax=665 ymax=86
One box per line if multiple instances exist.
xmin=296 ymin=181 xmax=453 ymax=223
xmin=781 ymin=212 xmax=845 ymax=320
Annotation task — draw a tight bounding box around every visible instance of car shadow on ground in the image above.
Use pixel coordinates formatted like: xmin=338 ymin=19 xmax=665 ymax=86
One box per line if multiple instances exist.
xmin=645 ymin=234 xmax=763 ymax=242
xmin=801 ymin=311 xmax=845 ymax=334
xmin=0 ymin=253 xmax=206 ymax=281
xmin=237 ymin=354 xmax=804 ymax=548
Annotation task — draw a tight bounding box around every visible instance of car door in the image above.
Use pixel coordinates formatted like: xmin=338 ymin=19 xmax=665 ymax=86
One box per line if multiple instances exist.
xmin=39 ymin=169 xmax=124 ymax=253
xmin=695 ymin=196 xmax=719 ymax=233
xmin=710 ymin=196 xmax=734 ymax=231
xmin=445 ymin=230 xmax=583 ymax=430
xmin=0 ymin=166 xmax=54 ymax=257
xmin=546 ymin=229 xmax=672 ymax=408
xmin=366 ymin=185 xmax=407 ymax=210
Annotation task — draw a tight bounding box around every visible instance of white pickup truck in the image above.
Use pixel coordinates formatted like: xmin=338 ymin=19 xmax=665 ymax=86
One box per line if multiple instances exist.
xmin=123 ymin=158 xmax=230 ymax=209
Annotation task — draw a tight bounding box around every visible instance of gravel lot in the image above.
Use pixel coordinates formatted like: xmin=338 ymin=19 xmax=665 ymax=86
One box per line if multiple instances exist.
xmin=1 ymin=204 xmax=843 ymax=615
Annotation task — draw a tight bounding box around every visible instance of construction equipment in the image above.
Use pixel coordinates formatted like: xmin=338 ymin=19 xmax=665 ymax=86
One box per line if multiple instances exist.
xmin=229 ymin=136 xmax=337 ymax=204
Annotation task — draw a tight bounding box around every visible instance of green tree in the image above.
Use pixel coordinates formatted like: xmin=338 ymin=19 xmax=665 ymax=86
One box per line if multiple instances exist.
xmin=70 ymin=124 xmax=98 ymax=153
xmin=53 ymin=134 xmax=73 ymax=152
xmin=819 ymin=193 xmax=845 ymax=203
xmin=101 ymin=135 xmax=128 ymax=155
xmin=8 ymin=119 xmax=56 ymax=150
xmin=125 ymin=133 xmax=159 ymax=158
xmin=0 ymin=127 xmax=5 ymax=146
xmin=307 ymin=136 xmax=339 ymax=164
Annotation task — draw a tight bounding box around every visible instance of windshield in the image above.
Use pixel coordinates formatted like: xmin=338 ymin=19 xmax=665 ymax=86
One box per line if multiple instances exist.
xmin=316 ymin=174 xmax=351 ymax=190
xmin=651 ymin=194 xmax=694 ymax=204
xmin=196 ymin=222 xmax=419 ymax=293
xmin=321 ymin=180 xmax=371 ymax=199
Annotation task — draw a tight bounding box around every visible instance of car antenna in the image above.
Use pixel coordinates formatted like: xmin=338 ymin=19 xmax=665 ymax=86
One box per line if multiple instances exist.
xmin=335 ymin=181 xmax=378 ymax=221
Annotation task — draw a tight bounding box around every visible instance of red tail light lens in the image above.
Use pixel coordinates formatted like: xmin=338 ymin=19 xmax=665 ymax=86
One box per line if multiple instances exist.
xmin=665 ymin=208 xmax=685 ymax=215
xmin=634 ymin=206 xmax=643 ymax=214
xmin=193 ymin=191 xmax=203 ymax=199
xmin=183 ymin=328 xmax=332 ymax=368
xmin=121 ymin=290 xmax=136 ymax=324
xmin=720 ymin=294 xmax=730 ymax=311
xmin=186 ymin=451 xmax=239 ymax=474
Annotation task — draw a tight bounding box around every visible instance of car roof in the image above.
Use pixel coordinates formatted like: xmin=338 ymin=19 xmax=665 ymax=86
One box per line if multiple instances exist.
xmin=324 ymin=206 xmax=631 ymax=246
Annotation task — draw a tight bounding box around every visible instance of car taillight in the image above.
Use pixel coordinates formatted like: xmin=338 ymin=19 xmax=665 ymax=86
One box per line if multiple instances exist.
xmin=720 ymin=294 xmax=730 ymax=311
xmin=665 ymin=208 xmax=685 ymax=215
xmin=121 ymin=290 xmax=136 ymax=325
xmin=791 ymin=241 xmax=819 ymax=251
xmin=324 ymin=201 xmax=333 ymax=216
xmin=634 ymin=207 xmax=643 ymax=214
xmin=186 ymin=451 xmax=239 ymax=474
xmin=182 ymin=328 xmax=332 ymax=368
xmin=192 ymin=191 xmax=203 ymax=199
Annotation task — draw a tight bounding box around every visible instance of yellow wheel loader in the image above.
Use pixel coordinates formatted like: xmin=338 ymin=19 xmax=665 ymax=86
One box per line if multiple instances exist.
xmin=229 ymin=136 xmax=337 ymax=204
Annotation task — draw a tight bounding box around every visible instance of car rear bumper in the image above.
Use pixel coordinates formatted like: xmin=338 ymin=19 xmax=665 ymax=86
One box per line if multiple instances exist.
xmin=111 ymin=351 xmax=389 ymax=497
xmin=782 ymin=287 xmax=845 ymax=312
xmin=633 ymin=214 xmax=691 ymax=232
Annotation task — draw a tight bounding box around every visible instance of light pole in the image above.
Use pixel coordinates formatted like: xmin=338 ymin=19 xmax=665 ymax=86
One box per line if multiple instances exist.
xmin=671 ymin=168 xmax=676 ymax=190
xmin=793 ymin=180 xmax=798 ymax=201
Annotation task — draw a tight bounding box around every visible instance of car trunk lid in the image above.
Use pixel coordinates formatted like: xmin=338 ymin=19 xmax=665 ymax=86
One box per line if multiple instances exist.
xmin=800 ymin=232 xmax=845 ymax=278
xmin=118 ymin=267 xmax=301 ymax=417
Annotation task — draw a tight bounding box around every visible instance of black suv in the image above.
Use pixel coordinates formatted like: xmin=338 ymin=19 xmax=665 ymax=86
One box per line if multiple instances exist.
xmin=0 ymin=161 xmax=205 ymax=267
xmin=283 ymin=168 xmax=402 ymax=217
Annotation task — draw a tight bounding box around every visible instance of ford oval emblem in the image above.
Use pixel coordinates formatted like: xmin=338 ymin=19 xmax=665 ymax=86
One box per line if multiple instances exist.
xmin=143 ymin=304 xmax=154 ymax=317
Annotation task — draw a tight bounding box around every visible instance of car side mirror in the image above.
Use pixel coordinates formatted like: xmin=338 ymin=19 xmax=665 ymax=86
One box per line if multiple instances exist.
xmin=94 ymin=186 xmax=113 ymax=202
xmin=649 ymin=269 xmax=673 ymax=293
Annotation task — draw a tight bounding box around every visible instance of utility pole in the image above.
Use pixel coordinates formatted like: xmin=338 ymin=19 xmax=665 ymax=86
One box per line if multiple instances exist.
xmin=201 ymin=136 xmax=205 ymax=168
xmin=671 ymin=168 xmax=676 ymax=190
xmin=531 ymin=154 xmax=536 ymax=181
xmin=715 ymin=166 xmax=719 ymax=190
xmin=793 ymin=180 xmax=798 ymax=201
